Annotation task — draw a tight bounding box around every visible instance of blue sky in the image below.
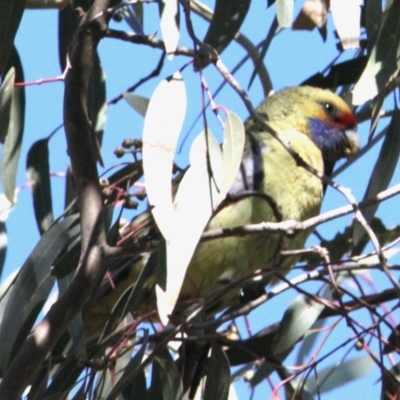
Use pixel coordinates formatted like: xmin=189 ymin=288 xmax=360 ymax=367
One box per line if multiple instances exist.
xmin=2 ymin=1 xmax=400 ymax=398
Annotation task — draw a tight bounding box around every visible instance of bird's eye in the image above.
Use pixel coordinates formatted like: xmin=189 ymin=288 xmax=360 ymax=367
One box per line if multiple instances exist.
xmin=324 ymin=102 xmax=335 ymax=114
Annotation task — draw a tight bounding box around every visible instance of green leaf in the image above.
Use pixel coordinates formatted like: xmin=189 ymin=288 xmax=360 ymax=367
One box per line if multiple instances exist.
xmin=122 ymin=369 xmax=147 ymax=400
xmin=123 ymin=5 xmax=144 ymax=34
xmin=148 ymin=357 xmax=183 ymax=400
xmin=0 ymin=67 xmax=14 ymax=144
xmin=132 ymin=2 xmax=144 ymax=27
xmin=273 ymin=294 xmax=325 ymax=356
xmin=26 ymin=138 xmax=54 ymax=235
xmin=353 ymin=110 xmax=400 ymax=246
xmin=218 ymin=111 xmax=245 ymax=204
xmin=330 ymin=0 xmax=361 ymax=49
xmin=201 ymin=0 xmax=251 ymax=66
xmin=42 ymin=354 xmax=88 ymax=399
xmin=276 ymin=0 xmax=294 ymax=28
xmin=26 ymin=360 xmax=50 ymax=400
xmin=58 ymin=0 xmax=87 ymax=71
xmin=98 ymin=251 xmax=158 ymax=341
xmin=302 ymin=56 xmax=368 ymax=88
xmin=1 ymin=48 xmax=25 ymax=203
xmin=58 ymin=271 xmax=87 ymax=357
xmin=204 ymin=342 xmax=230 ymax=400
xmin=105 ymin=330 xmax=149 ymax=400
xmin=381 ymin=365 xmax=400 ymax=399
xmin=224 ymin=326 xmax=278 ymax=366
xmin=142 ymin=72 xmax=186 ymax=241
xmin=94 ymin=344 xmax=135 ymax=399
xmin=0 ymin=221 xmax=6 ymax=278
xmin=305 ymin=356 xmax=375 ymax=394
xmin=51 ymin=240 xmax=80 ymax=279
xmin=353 ymin=0 xmax=400 ymax=104
xmin=159 ymin=0 xmax=180 ymax=58
xmin=365 ymin=0 xmax=382 ymax=48
xmin=156 ymin=129 xmax=222 ymax=324
xmin=0 ymin=0 xmax=26 ymax=76
xmin=124 ymin=93 xmax=150 ymax=117
xmin=88 ymin=52 xmax=106 ymax=149
xmin=0 ymin=215 xmax=78 ymax=369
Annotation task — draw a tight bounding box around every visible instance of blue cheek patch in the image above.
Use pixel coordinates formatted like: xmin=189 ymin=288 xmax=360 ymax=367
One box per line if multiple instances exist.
xmin=308 ymin=118 xmax=349 ymax=161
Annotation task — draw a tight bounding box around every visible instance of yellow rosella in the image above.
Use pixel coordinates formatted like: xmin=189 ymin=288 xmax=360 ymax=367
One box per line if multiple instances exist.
xmin=84 ymin=86 xmax=359 ymax=338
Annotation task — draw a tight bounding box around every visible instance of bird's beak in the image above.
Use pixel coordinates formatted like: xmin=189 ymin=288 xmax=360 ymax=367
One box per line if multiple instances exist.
xmin=344 ymin=129 xmax=360 ymax=156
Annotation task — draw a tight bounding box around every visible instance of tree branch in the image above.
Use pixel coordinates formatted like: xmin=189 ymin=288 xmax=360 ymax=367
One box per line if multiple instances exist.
xmin=201 ymin=182 xmax=400 ymax=241
xmin=0 ymin=1 xmax=119 ymax=398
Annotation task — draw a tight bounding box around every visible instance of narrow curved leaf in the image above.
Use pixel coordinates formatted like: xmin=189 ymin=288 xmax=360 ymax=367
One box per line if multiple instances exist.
xmin=26 ymin=360 xmax=50 ymax=400
xmin=1 ymin=48 xmax=25 ymax=203
xmin=99 ymin=251 xmax=158 ymax=341
xmin=330 ymin=0 xmax=361 ymax=49
xmin=124 ymin=93 xmax=150 ymax=117
xmin=225 ymin=329 xmax=277 ymax=366
xmin=204 ymin=342 xmax=230 ymax=400
xmin=218 ymin=111 xmax=245 ymax=203
xmin=142 ymin=72 xmax=186 ymax=240
xmin=88 ymin=52 xmax=106 ymax=151
xmin=200 ymin=0 xmax=251 ymax=67
xmin=105 ymin=330 xmax=149 ymax=400
xmin=273 ymin=294 xmax=325 ymax=356
xmin=123 ymin=5 xmax=144 ymax=34
xmin=365 ymin=0 xmax=382 ymax=48
xmin=58 ymin=1 xmax=87 ymax=71
xmin=353 ymin=0 xmax=400 ymax=104
xmin=132 ymin=2 xmax=144 ymax=27
xmin=0 ymin=215 xmax=78 ymax=369
xmin=305 ymin=356 xmax=374 ymax=394
xmin=381 ymin=365 xmax=400 ymax=399
xmin=293 ymin=0 xmax=328 ymax=31
xmin=149 ymin=357 xmax=183 ymax=400
xmin=276 ymin=0 xmax=294 ymax=28
xmin=0 ymin=0 xmax=26 ymax=76
xmin=26 ymin=138 xmax=54 ymax=235
xmin=94 ymin=342 xmax=139 ymax=399
xmin=0 ymin=222 xmax=6 ymax=277
xmin=159 ymin=0 xmax=180 ymax=58
xmin=353 ymin=110 xmax=400 ymax=246
xmin=156 ymin=129 xmax=222 ymax=324
xmin=0 ymin=67 xmax=14 ymax=144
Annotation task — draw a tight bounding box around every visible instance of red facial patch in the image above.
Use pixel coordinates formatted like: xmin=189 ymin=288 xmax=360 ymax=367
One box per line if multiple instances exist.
xmin=338 ymin=110 xmax=357 ymax=129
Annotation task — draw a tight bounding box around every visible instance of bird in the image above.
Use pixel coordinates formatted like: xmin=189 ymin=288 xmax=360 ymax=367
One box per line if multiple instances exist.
xmin=83 ymin=86 xmax=360 ymax=339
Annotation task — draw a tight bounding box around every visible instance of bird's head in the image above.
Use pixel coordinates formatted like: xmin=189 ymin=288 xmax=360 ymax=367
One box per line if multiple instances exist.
xmin=260 ymin=86 xmax=360 ymax=162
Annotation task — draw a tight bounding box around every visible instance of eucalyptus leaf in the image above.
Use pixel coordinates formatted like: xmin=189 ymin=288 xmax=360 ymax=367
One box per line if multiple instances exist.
xmin=26 ymin=138 xmax=54 ymax=235
xmin=353 ymin=0 xmax=400 ymax=104
xmin=106 ymin=330 xmax=149 ymax=400
xmin=204 ymin=342 xmax=231 ymax=400
xmin=124 ymin=93 xmax=150 ymax=117
xmin=198 ymin=0 xmax=251 ymax=69
xmin=159 ymin=0 xmax=179 ymax=58
xmin=0 ymin=67 xmax=14 ymax=144
xmin=218 ymin=111 xmax=245 ymax=204
xmin=142 ymin=72 xmax=186 ymax=241
xmin=1 ymin=48 xmax=25 ymax=203
xmin=305 ymin=356 xmax=375 ymax=394
xmin=276 ymin=0 xmax=294 ymax=28
xmin=156 ymin=129 xmax=222 ymax=324
xmin=148 ymin=357 xmax=183 ymax=400
xmin=273 ymin=294 xmax=325 ymax=356
xmin=330 ymin=0 xmax=361 ymax=49
xmin=353 ymin=111 xmax=400 ymax=246
xmin=0 ymin=215 xmax=78 ymax=370
xmin=0 ymin=221 xmax=6 ymax=278
xmin=0 ymin=0 xmax=26 ymax=76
